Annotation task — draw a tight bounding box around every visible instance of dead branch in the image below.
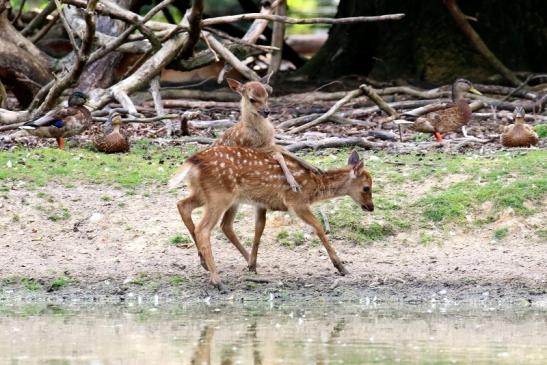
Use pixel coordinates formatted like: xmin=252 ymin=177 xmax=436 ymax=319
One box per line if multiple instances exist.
xmin=289 ymin=84 xmax=396 ymax=134
xmin=204 ymin=27 xmax=278 ymax=52
xmin=148 ymin=99 xmax=238 ymax=109
xmin=190 ymin=119 xmax=235 ymax=129
xmin=31 ymin=0 xmax=97 ymax=116
xmin=92 ymin=114 xmax=180 ymax=123
xmin=178 ymin=0 xmax=204 ymax=59
xmin=202 ymin=31 xmax=260 ymax=82
xmin=286 ymin=137 xmax=386 ymax=152
xmin=22 ymin=0 xmax=56 ymax=35
xmin=202 ymin=13 xmax=405 ymax=27
xmin=30 ymin=12 xmax=60 ymax=43
xmin=444 ymin=0 xmax=520 ymax=86
xmin=268 ymin=0 xmax=286 ymax=75
xmin=87 ymin=0 xmax=173 ymax=64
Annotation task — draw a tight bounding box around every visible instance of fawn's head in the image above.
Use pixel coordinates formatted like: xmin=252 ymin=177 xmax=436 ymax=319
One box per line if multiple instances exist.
xmin=227 ymin=78 xmax=272 ymax=118
xmin=345 ymin=151 xmax=374 ymax=212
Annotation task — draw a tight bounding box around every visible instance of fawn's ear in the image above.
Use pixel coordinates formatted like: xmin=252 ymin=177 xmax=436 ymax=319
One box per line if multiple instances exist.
xmin=348 ymin=150 xmax=363 ymax=177
xmin=227 ymin=78 xmax=243 ymax=93
xmin=348 ymin=150 xmax=361 ymax=166
xmin=260 ymin=72 xmax=273 ymax=85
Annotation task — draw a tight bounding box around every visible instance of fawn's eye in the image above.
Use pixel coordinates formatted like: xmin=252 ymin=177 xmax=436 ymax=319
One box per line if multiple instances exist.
xmin=362 ymin=186 xmax=370 ymax=192
xmin=249 ymin=98 xmax=257 ymax=103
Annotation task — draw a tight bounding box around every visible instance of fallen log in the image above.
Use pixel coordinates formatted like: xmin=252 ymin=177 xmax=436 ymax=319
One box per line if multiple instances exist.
xmin=286 ymin=137 xmax=385 ymax=152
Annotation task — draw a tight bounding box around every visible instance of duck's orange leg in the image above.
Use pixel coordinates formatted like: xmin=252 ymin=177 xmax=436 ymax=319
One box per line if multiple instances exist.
xmin=434 ymin=132 xmax=443 ymax=143
xmin=56 ymin=137 xmax=65 ymax=149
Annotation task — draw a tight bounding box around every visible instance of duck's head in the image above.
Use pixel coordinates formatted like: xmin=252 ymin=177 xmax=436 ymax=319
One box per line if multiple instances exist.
xmin=68 ymin=91 xmax=89 ymax=107
xmin=513 ymin=106 xmax=525 ymax=122
xmin=452 ymin=79 xmax=482 ymax=100
xmin=107 ymin=111 xmax=123 ymax=127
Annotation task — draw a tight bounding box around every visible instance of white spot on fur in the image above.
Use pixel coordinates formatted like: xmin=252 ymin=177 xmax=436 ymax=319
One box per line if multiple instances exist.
xmin=220 ymin=162 xmax=225 ymax=168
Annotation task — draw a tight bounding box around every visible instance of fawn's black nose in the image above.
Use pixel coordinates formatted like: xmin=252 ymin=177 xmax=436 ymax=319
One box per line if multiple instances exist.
xmin=361 ymin=203 xmax=374 ymax=212
xmin=259 ymin=108 xmax=270 ymax=117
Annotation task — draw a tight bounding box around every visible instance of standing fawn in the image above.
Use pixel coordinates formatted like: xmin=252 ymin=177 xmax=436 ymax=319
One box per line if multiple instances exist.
xmin=169 ymin=148 xmax=374 ymax=290
xmin=180 ymin=78 xmax=321 ymax=270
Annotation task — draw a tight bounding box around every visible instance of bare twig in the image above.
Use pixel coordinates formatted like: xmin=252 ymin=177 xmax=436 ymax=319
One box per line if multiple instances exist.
xmin=268 ymin=0 xmax=286 ymax=75
xmin=54 ymin=0 xmax=80 ymax=53
xmin=12 ymin=0 xmax=26 ymax=25
xmin=178 ymin=0 xmax=204 ymax=59
xmin=286 ymin=137 xmax=385 ymax=152
xmin=444 ymin=0 xmax=520 ymax=86
xmin=22 ymin=0 xmax=55 ymax=35
xmin=202 ymin=31 xmax=260 ymax=82
xmin=30 ymin=12 xmax=60 ymax=43
xmin=202 ymin=13 xmax=405 ymax=27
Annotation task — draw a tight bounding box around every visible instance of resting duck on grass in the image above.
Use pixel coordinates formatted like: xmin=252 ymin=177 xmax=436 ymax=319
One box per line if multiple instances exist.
xmin=500 ymin=106 xmax=539 ymax=147
xmin=19 ymin=91 xmax=92 ymax=149
xmin=399 ymin=79 xmax=482 ymax=142
xmin=93 ymin=111 xmax=130 ymax=153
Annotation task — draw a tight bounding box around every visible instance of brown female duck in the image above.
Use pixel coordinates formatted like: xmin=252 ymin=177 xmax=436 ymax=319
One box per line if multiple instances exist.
xmin=500 ymin=106 xmax=539 ymax=147
xmin=19 ymin=91 xmax=91 ymax=149
xmin=409 ymin=79 xmax=482 ymax=142
xmin=93 ymin=112 xmax=130 ymax=153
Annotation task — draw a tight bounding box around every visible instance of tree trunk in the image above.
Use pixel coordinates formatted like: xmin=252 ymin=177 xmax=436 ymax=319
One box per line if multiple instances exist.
xmin=0 ymin=1 xmax=53 ymax=107
xmin=300 ymin=0 xmax=547 ymax=84
xmin=78 ymin=0 xmax=134 ymax=91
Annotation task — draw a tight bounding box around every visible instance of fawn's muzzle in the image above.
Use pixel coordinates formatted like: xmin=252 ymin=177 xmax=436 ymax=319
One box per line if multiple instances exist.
xmin=259 ymin=108 xmax=270 ymax=117
xmin=361 ymin=203 xmax=374 ymax=212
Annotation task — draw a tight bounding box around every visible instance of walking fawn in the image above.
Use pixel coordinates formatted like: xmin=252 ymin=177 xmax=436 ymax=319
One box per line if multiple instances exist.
xmin=178 ymin=78 xmax=322 ymax=270
xmin=169 ymin=148 xmax=374 ymax=290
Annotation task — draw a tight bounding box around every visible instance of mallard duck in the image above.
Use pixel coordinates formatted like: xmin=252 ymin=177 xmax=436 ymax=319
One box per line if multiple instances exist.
xmin=93 ymin=111 xmax=130 ymax=153
xmin=500 ymin=106 xmax=539 ymax=147
xmin=19 ymin=91 xmax=91 ymax=149
xmin=404 ymin=79 xmax=482 ymax=142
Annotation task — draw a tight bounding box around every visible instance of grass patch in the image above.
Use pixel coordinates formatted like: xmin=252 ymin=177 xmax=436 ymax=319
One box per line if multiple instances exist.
xmin=169 ymin=233 xmax=192 ymax=245
xmin=47 ymin=207 xmax=71 ymax=222
xmin=21 ymin=278 xmax=41 ymax=291
xmin=48 ymin=276 xmax=72 ymax=291
xmin=493 ymin=227 xmax=509 ymax=240
xmin=169 ymin=275 xmax=185 ymax=286
xmin=534 ymin=124 xmax=547 ymax=138
xmin=0 ymin=141 xmax=198 ymax=188
xmin=130 ymin=273 xmax=149 ymax=286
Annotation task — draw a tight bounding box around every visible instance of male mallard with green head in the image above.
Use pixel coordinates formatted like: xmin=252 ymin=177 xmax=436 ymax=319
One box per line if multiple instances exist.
xmin=93 ymin=111 xmax=130 ymax=153
xmin=500 ymin=106 xmax=539 ymax=147
xmin=19 ymin=91 xmax=92 ymax=149
xmin=407 ymin=79 xmax=482 ymax=142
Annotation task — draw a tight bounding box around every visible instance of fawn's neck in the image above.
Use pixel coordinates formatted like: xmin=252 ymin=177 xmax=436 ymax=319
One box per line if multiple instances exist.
xmin=240 ymin=100 xmax=274 ymax=141
xmin=309 ymin=168 xmax=352 ymax=203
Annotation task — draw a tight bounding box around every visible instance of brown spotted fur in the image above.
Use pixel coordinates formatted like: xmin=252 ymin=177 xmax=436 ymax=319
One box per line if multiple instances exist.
xmin=172 ymin=147 xmax=373 ymax=289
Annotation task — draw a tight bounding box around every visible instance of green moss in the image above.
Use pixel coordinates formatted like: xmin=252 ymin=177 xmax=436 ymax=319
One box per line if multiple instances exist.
xmin=169 ymin=233 xmax=192 ymax=245
xmin=169 ymin=275 xmax=185 ymax=286
xmin=21 ymin=278 xmax=41 ymax=291
xmin=0 ymin=141 xmax=198 ymax=188
xmin=533 ymin=124 xmax=547 ymax=138
xmin=49 ymin=276 xmax=72 ymax=291
xmin=493 ymin=227 xmax=509 ymax=240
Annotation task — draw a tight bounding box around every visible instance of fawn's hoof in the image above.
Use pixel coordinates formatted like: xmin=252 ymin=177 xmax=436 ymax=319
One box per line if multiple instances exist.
xmin=336 ymin=264 xmax=349 ymax=276
xmin=248 ymin=264 xmax=257 ymax=273
xmin=215 ymin=282 xmax=228 ymax=294
xmin=198 ymin=254 xmax=209 ymax=271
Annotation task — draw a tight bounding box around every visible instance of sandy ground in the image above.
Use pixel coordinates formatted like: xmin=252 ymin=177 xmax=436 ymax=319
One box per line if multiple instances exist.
xmin=1 ymin=183 xmax=546 ymax=305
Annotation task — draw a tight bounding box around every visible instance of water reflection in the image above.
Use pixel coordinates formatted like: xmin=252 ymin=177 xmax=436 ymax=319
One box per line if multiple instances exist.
xmin=1 ymin=303 xmax=546 ymax=364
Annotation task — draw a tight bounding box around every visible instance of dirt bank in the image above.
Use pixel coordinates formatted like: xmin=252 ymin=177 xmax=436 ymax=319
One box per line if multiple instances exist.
xmin=1 ymin=183 xmax=546 ymax=306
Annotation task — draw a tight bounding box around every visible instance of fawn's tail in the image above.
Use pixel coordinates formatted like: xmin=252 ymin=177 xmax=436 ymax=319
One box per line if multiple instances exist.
xmin=168 ymin=162 xmax=193 ymax=189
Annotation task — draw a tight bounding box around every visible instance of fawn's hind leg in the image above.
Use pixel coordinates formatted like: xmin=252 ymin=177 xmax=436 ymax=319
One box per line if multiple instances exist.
xmin=272 ymin=151 xmax=300 ymax=192
xmin=176 ymin=194 xmax=208 ymax=270
xmin=220 ymin=204 xmax=250 ymax=262
xmin=195 ymin=200 xmax=233 ymax=290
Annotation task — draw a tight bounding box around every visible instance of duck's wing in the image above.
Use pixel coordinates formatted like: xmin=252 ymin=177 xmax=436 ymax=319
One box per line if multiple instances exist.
xmin=20 ymin=107 xmax=80 ymax=129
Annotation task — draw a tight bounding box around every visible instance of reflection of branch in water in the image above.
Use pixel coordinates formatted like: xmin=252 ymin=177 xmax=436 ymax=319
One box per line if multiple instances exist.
xmin=247 ymin=321 xmax=263 ymax=365
xmin=191 ymin=325 xmax=215 ymax=365
xmin=316 ymin=319 xmax=347 ymax=365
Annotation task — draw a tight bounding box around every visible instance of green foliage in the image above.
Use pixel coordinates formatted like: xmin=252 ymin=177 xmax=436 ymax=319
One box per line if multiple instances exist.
xmin=49 ymin=276 xmax=72 ymax=291
xmin=169 ymin=275 xmax=185 ymax=286
xmin=21 ymin=278 xmax=41 ymax=291
xmin=534 ymin=124 xmax=547 ymax=138
xmin=169 ymin=233 xmax=192 ymax=245
xmin=130 ymin=273 xmax=149 ymax=286
xmin=0 ymin=141 xmax=198 ymax=189
xmin=493 ymin=227 xmax=509 ymax=240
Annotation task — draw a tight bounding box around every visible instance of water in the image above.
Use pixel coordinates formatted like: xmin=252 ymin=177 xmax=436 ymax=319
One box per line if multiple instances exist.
xmin=1 ymin=302 xmax=546 ymax=364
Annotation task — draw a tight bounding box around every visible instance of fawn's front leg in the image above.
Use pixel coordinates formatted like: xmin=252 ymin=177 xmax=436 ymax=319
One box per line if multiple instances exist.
xmin=292 ymin=205 xmax=349 ymax=276
xmin=272 ymin=151 xmax=300 ymax=192
xmin=248 ymin=207 xmax=267 ymax=273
